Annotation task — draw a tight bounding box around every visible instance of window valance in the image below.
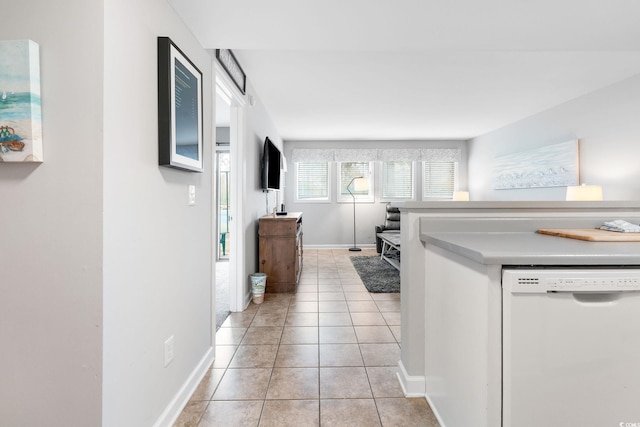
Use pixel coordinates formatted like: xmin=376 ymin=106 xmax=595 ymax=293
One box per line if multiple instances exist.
xmin=291 ymin=147 xmax=461 ymax=163
xmin=377 ymin=149 xmax=421 ymax=162
xmin=290 ymin=149 xmax=335 ymax=163
xmin=421 ymin=148 xmax=461 ymax=162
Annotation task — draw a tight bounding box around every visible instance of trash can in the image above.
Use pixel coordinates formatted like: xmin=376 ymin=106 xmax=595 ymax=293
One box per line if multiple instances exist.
xmin=250 ymin=273 xmax=267 ymax=304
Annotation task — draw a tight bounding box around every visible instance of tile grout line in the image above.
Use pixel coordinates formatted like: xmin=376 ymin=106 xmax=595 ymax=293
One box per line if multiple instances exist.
xmin=194 ymin=249 xmax=410 ymax=426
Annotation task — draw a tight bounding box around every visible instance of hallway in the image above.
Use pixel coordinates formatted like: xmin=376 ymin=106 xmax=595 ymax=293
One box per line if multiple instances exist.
xmin=173 ymin=249 xmax=439 ymax=426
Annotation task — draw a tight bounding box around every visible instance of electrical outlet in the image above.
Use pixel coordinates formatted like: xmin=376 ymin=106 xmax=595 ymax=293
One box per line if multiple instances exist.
xmin=164 ymin=335 xmax=174 ymax=367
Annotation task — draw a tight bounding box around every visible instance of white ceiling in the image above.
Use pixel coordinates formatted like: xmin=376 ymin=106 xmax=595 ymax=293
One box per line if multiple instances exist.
xmin=169 ymin=0 xmax=640 ymax=141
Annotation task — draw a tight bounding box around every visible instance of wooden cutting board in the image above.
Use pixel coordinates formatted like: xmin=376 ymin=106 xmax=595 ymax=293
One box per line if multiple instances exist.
xmin=537 ymin=228 xmax=640 ymax=242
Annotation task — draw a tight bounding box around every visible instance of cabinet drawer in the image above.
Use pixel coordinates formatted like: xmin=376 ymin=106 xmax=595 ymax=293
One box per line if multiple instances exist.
xmin=258 ymin=212 xmax=303 ymax=293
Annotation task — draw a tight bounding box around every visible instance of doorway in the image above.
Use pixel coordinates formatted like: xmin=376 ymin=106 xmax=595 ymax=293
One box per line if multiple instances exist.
xmin=215 ymin=89 xmax=231 ymax=329
xmin=216 ymin=151 xmax=230 ymax=261
xmin=213 ymin=72 xmax=246 ymax=335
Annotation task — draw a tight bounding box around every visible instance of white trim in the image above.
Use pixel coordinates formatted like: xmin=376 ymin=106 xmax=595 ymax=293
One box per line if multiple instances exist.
xmin=215 ymin=71 xmax=246 ymax=107
xmin=153 ymin=347 xmax=215 ymax=427
xmin=211 ymin=84 xmax=219 ymax=349
xmin=397 ymin=359 xmax=426 ymax=397
xmin=295 ymin=199 xmax=332 ymax=204
xmin=243 ymin=291 xmax=252 ymax=310
xmin=304 ymin=243 xmax=376 ymax=250
xmin=229 ymin=103 xmax=245 ymax=312
xmin=215 ymin=64 xmax=246 ymax=314
xmin=425 ymin=390 xmax=448 ymax=427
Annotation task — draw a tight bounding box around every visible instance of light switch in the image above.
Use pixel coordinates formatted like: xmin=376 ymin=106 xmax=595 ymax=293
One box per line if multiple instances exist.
xmin=188 ymin=185 xmax=196 ymax=206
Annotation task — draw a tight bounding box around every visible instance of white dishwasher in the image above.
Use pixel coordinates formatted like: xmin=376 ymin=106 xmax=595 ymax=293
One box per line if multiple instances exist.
xmin=502 ymin=268 xmax=640 ymax=427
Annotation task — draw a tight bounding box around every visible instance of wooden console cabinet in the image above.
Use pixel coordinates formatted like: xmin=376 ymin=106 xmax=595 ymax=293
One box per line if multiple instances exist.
xmin=258 ymin=212 xmax=303 ymax=292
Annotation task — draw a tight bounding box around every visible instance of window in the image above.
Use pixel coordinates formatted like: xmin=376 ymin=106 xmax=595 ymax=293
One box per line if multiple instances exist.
xmin=338 ymin=162 xmax=374 ymax=202
xmin=381 ymin=161 xmax=414 ymax=200
xmin=296 ymin=162 xmax=329 ymax=201
xmin=422 ymin=161 xmax=458 ymax=200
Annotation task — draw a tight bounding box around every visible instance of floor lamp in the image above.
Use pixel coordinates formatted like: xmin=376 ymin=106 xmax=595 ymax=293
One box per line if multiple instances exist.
xmin=347 ymin=176 xmax=367 ymax=252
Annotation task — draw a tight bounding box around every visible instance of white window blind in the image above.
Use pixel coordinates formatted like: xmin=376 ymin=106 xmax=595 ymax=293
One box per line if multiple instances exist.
xmin=422 ymin=161 xmax=457 ymax=199
xmin=297 ymin=162 xmax=329 ymax=201
xmin=338 ymin=162 xmax=373 ymax=202
xmin=382 ymin=161 xmax=414 ymax=200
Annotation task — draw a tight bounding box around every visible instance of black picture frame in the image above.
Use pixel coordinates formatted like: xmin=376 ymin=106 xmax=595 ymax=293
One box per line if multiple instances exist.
xmin=158 ymin=37 xmax=203 ymax=172
xmin=215 ymin=49 xmax=246 ymax=94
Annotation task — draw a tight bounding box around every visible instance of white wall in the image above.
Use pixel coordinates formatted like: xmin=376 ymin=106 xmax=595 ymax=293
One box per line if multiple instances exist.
xmin=468 ymin=74 xmax=640 ymax=201
xmin=103 ymin=0 xmax=213 ymax=425
xmin=0 ymin=1 xmax=104 ymax=425
xmin=283 ymin=140 xmax=468 ymax=247
xmin=241 ymin=82 xmax=285 ymax=300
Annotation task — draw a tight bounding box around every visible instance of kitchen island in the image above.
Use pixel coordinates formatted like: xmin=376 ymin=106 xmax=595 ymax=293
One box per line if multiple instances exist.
xmin=395 ymin=202 xmax=640 ymax=427
xmin=423 ymin=230 xmax=640 ymax=265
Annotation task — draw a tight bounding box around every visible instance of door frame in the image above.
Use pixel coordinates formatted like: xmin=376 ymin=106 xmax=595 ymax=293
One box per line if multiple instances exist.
xmin=213 ymin=69 xmax=246 ymax=348
xmin=215 ymin=149 xmax=230 ymax=261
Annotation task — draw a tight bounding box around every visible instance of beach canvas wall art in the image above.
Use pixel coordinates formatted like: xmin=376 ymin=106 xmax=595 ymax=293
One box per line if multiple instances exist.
xmin=0 ymin=40 xmax=43 ymax=163
xmin=492 ymin=140 xmax=579 ymax=189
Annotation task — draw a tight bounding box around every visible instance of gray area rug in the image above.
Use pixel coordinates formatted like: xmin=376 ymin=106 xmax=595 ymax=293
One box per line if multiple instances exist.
xmin=350 ymin=256 xmax=400 ymax=293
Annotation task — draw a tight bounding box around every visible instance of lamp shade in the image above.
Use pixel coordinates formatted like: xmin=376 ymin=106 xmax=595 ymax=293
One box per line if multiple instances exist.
xmin=453 ymin=191 xmax=470 ymax=201
xmin=353 ymin=177 xmax=369 ymax=192
xmin=565 ymin=184 xmax=603 ymax=201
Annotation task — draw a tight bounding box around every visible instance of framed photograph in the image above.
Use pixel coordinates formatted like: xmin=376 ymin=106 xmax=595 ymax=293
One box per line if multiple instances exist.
xmin=0 ymin=40 xmax=43 ymax=163
xmin=216 ymin=49 xmax=246 ymax=94
xmin=158 ymin=37 xmax=203 ymax=172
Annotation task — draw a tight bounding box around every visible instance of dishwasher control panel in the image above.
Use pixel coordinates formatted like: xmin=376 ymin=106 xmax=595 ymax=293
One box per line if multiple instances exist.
xmin=503 ymin=269 xmax=640 ymax=293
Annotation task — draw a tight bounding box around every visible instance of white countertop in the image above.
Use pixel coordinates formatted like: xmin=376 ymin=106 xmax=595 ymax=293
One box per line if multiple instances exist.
xmin=396 ymin=200 xmax=640 ymax=211
xmin=421 ymin=231 xmax=640 ymax=265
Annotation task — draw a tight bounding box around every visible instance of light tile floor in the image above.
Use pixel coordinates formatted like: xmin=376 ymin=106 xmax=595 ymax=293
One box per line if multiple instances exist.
xmin=173 ymin=249 xmax=440 ymax=427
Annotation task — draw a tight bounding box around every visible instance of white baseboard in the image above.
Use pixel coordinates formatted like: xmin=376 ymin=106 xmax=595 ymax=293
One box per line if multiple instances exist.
xmin=153 ymin=346 xmax=215 ymax=427
xmin=396 ymin=361 xmax=448 ymax=426
xmin=424 ymin=391 xmax=448 ymax=427
xmin=397 ymin=360 xmax=426 ymax=397
xmin=304 ymin=244 xmax=376 ymax=250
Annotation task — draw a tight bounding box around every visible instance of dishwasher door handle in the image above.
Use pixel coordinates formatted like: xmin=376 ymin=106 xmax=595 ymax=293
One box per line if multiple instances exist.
xmin=548 ymin=290 xmax=626 ymax=303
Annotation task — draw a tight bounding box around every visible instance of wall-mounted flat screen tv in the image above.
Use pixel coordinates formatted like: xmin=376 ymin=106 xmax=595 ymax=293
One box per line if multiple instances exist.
xmin=261 ymin=137 xmax=281 ymax=191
